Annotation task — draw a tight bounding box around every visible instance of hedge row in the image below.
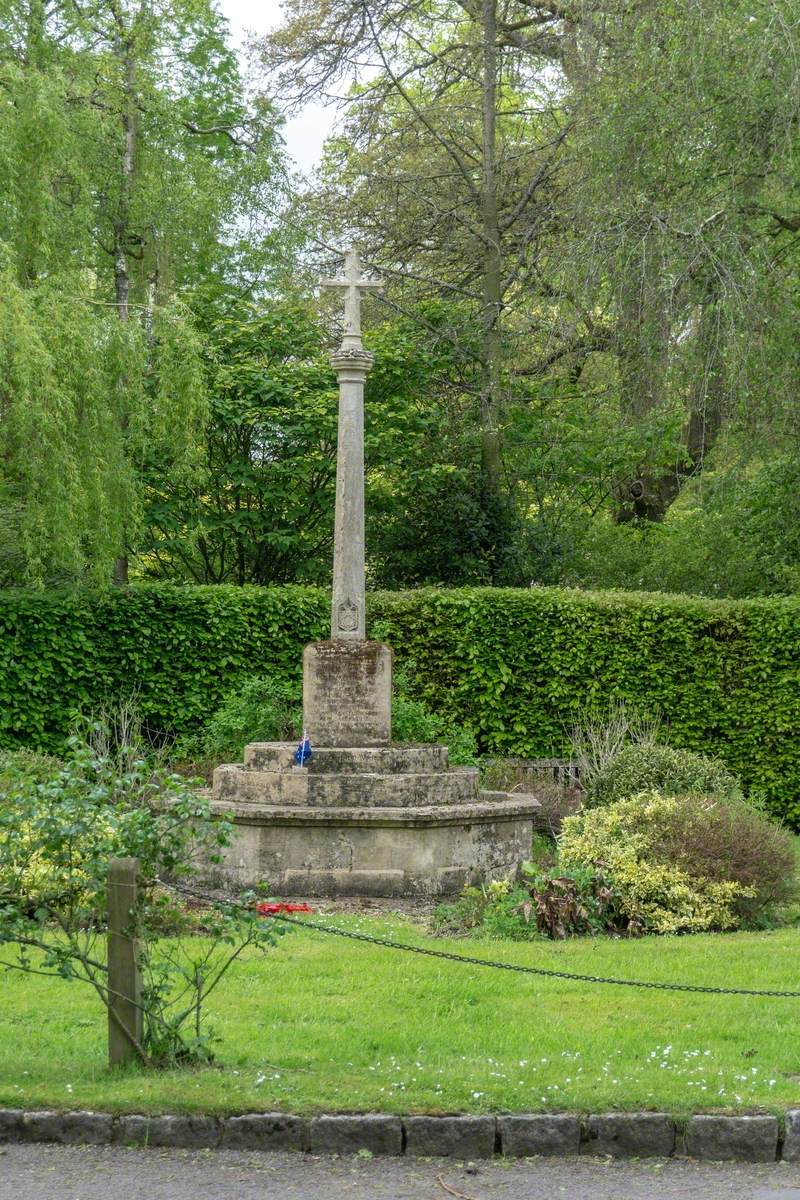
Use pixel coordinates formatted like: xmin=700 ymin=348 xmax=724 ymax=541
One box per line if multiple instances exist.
xmin=0 ymin=585 xmax=798 ymax=823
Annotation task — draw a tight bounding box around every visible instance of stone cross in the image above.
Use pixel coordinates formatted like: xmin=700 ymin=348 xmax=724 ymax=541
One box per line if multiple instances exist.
xmin=320 ymin=247 xmax=384 ymax=351
xmin=319 ymin=247 xmax=384 ymax=641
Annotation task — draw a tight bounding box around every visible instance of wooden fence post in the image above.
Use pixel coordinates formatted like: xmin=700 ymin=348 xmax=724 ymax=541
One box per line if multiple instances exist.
xmin=107 ymin=856 xmax=143 ymax=1068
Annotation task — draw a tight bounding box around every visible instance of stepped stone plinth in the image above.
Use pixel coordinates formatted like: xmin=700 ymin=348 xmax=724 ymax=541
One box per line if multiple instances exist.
xmin=209 ymin=738 xmax=540 ymax=898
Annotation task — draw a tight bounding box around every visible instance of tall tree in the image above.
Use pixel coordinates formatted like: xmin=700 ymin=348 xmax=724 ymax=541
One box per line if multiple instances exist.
xmin=0 ymin=0 xmax=286 ymax=585
xmin=265 ymin=0 xmax=800 ymax=579
xmin=263 ymin=0 xmax=575 ymax=580
xmin=560 ymin=0 xmax=800 ymax=519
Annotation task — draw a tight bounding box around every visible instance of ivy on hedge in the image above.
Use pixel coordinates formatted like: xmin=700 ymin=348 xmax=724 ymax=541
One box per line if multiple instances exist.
xmin=0 ymin=585 xmax=798 ymax=824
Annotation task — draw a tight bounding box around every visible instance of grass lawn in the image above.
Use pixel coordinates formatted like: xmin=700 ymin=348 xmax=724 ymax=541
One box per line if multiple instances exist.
xmin=2 ymin=914 xmax=800 ymax=1117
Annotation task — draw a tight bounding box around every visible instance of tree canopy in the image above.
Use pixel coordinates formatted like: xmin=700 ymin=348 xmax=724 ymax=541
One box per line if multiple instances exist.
xmin=1 ymin=0 xmax=798 ymax=597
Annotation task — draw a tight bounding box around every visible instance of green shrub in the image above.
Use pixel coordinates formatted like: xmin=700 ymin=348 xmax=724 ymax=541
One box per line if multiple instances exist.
xmin=179 ymin=669 xmax=478 ymax=766
xmin=585 ymin=743 xmax=743 ymax=809
xmin=182 ymin=674 xmax=303 ymax=762
xmin=0 ymin=733 xmax=283 ymax=1066
xmin=1 ymin=584 xmax=799 ymax=823
xmin=560 ymin=791 xmax=798 ymax=933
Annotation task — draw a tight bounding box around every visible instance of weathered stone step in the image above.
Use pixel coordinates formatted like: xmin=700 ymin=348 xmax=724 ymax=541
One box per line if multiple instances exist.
xmin=213 ymin=763 xmax=480 ymax=808
xmin=209 ymin=792 xmax=542 ymax=826
xmin=243 ymin=742 xmax=450 ymax=774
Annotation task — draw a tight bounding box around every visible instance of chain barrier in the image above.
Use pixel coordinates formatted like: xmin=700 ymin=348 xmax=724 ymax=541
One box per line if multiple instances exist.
xmin=155 ymin=878 xmax=800 ymax=999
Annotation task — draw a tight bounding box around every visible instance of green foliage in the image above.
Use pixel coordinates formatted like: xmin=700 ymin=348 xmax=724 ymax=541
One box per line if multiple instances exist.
xmin=143 ymin=299 xmax=337 ymax=585
xmin=2 ymin=584 xmax=800 ymax=824
xmin=391 ymin=696 xmax=478 ymax=766
xmin=182 ymin=674 xmax=303 ymax=761
xmin=363 ymin=313 xmax=518 ymax=588
xmin=0 ymin=748 xmax=61 ymax=800
xmin=560 ymin=458 xmax=800 ymax=600
xmin=269 ymin=0 xmax=800 ymax=595
xmin=141 ymin=300 xmax=518 ymax=590
xmin=434 ymin=865 xmax=625 ymax=942
xmin=180 ymin=660 xmax=478 ymax=766
xmin=560 ymin=791 xmax=798 ymax=934
xmin=0 ymin=0 xmax=288 ymax=586
xmin=369 ymin=586 xmax=800 ymax=826
xmin=0 ymin=584 xmax=329 ymax=751
xmin=586 ymin=743 xmax=743 ymax=810
xmin=390 ymin=659 xmax=479 ymax=765
xmin=0 ymin=262 xmax=209 ymax=587
xmin=0 ymin=732 xmax=282 ymax=1066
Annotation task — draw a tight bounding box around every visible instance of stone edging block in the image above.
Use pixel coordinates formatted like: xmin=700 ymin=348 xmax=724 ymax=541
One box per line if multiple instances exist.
xmin=581 ymin=1113 xmax=676 ymax=1158
xmin=684 ymin=1114 xmax=778 ymax=1162
xmin=220 ymin=1112 xmax=308 ymax=1152
xmin=0 ymin=1107 xmax=791 ymax=1162
xmin=23 ymin=1110 xmax=113 ymax=1145
xmin=498 ymin=1113 xmax=580 ymax=1156
xmin=405 ymin=1115 xmax=496 ymax=1158
xmin=0 ymin=1109 xmax=23 ymax=1141
xmin=114 ymin=1114 xmax=221 ymax=1149
xmin=309 ymin=1114 xmax=402 ymax=1155
xmin=783 ymin=1110 xmax=800 ymax=1162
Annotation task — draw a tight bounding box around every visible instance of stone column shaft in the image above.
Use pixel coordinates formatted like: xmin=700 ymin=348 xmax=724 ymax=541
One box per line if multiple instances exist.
xmin=330 ymin=349 xmax=373 ymax=640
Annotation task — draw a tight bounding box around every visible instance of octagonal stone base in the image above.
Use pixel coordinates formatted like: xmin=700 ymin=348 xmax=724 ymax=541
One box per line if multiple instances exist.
xmin=207 ymin=742 xmax=540 ymax=898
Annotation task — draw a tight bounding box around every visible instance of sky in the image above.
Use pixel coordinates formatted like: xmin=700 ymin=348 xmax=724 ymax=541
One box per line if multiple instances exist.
xmin=218 ymin=0 xmax=336 ymax=173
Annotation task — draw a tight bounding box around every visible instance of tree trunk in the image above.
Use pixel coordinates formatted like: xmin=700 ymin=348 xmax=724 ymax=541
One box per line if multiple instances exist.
xmin=478 ymin=0 xmax=507 ymax=576
xmin=112 ymin=31 xmax=137 ymax=586
xmin=613 ymin=232 xmax=673 ymax=522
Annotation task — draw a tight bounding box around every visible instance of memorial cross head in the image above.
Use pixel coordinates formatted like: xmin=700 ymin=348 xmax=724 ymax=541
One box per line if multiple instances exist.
xmin=319 ymin=247 xmax=384 ymax=350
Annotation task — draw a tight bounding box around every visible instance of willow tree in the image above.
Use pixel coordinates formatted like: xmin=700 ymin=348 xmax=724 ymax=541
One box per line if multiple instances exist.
xmin=0 ymin=0 xmax=285 ymax=585
xmin=0 ymin=269 xmax=207 ymax=585
xmin=548 ymin=0 xmax=800 ymax=521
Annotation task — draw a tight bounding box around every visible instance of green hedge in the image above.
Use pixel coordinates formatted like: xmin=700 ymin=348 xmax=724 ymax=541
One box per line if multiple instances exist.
xmin=1 ymin=585 xmax=798 ymax=823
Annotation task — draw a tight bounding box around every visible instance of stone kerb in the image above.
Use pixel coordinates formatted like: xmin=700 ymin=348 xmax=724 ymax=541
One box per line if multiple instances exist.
xmin=0 ymin=1108 xmax=789 ymax=1162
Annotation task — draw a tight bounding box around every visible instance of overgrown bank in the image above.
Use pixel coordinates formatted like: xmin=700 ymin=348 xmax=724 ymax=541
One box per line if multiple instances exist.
xmin=0 ymin=584 xmax=798 ymax=822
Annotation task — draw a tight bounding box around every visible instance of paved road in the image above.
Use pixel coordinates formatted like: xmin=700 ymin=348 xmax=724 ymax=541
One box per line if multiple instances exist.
xmin=2 ymin=1145 xmax=800 ymax=1200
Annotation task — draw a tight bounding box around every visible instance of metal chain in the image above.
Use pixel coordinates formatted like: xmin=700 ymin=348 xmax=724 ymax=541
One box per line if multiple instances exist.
xmin=156 ymin=878 xmax=800 ymax=999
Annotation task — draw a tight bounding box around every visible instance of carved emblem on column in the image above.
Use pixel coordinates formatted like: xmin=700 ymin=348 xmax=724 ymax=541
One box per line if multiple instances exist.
xmin=337 ymin=598 xmax=359 ymax=632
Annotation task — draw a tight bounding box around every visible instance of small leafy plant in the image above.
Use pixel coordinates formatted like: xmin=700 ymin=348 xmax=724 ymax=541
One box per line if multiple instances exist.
xmin=0 ymin=731 xmax=285 ymax=1067
xmin=433 ymin=838 xmax=628 ymax=941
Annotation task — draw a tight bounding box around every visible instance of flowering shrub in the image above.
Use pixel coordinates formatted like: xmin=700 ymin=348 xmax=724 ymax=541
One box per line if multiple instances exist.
xmin=559 ymin=791 xmax=798 ymax=933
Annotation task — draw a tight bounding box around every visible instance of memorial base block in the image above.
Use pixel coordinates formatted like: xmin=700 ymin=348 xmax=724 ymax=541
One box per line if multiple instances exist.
xmin=207 ymin=741 xmax=540 ymax=898
xmin=303 ymin=640 xmax=391 ymax=747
